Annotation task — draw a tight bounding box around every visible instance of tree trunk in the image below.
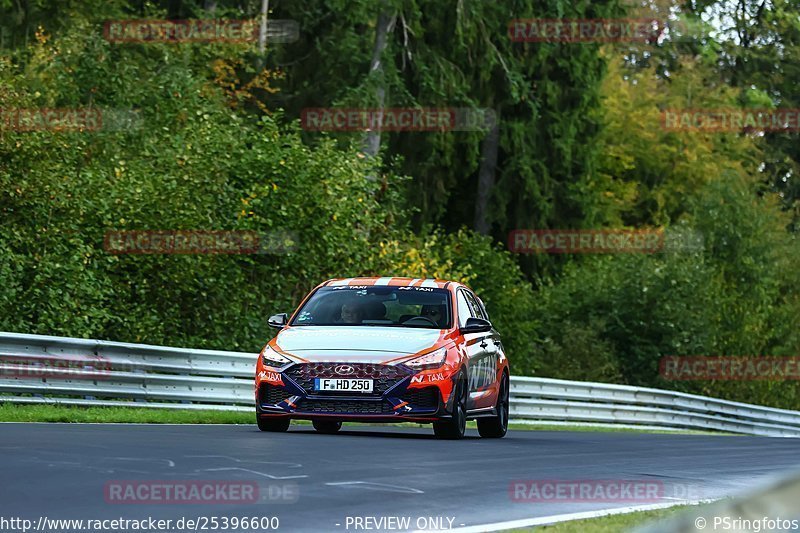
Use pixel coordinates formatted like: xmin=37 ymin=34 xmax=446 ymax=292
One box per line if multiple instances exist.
xmin=363 ymin=0 xmax=397 ymax=159
xmin=474 ymin=110 xmax=500 ymax=235
xmin=203 ymin=0 xmax=217 ymax=14
xmin=258 ymin=0 xmax=269 ymax=53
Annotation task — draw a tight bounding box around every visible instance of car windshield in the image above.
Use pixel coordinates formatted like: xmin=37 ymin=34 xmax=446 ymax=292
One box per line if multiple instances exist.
xmin=290 ymin=286 xmax=452 ymax=329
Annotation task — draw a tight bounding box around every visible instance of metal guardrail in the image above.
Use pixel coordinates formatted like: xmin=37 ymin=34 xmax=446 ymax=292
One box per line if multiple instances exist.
xmin=1 ymin=332 xmax=800 ymax=436
xmin=0 ymin=332 xmax=256 ymax=412
xmin=510 ymin=377 xmax=800 ymax=437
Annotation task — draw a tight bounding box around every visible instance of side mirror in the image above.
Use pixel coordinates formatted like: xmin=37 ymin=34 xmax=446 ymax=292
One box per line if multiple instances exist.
xmin=461 ymin=317 xmax=492 ymax=334
xmin=268 ymin=313 xmax=288 ymax=329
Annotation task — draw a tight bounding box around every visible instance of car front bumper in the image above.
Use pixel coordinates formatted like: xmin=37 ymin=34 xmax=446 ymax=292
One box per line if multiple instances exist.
xmin=255 ymin=362 xmax=451 ymax=421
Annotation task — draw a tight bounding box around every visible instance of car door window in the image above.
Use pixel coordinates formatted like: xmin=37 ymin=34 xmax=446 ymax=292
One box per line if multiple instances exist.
xmin=456 ymin=290 xmax=472 ymax=327
xmin=463 ymin=291 xmax=484 ymax=320
xmin=475 ymin=297 xmax=490 ymax=321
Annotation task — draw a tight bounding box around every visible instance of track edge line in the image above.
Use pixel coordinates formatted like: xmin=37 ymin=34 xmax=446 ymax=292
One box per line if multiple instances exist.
xmin=434 ymin=498 xmax=719 ymax=533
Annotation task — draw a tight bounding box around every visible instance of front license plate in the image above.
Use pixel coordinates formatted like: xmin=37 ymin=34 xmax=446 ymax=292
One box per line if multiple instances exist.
xmin=314 ymin=378 xmax=374 ymax=393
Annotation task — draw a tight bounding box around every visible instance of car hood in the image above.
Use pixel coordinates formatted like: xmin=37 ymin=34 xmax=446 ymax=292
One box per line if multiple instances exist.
xmin=275 ymin=326 xmax=442 ymax=363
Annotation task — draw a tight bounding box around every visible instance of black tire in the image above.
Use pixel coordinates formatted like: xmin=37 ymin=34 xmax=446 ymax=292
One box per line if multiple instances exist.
xmin=257 ymin=415 xmax=290 ymax=432
xmin=312 ymin=420 xmax=342 ymax=434
xmin=433 ymin=371 xmax=467 ymax=440
xmin=477 ymin=372 xmax=509 ymax=438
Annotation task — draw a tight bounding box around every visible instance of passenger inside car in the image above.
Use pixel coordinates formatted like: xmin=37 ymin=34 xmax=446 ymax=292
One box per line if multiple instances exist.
xmin=363 ymin=300 xmax=388 ymax=322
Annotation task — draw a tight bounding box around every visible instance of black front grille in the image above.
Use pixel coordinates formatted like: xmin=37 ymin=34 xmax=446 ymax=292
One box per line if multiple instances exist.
xmin=284 ymin=363 xmax=409 ymax=396
xmin=402 ymin=387 xmax=440 ymax=409
xmin=259 ymin=384 xmax=290 ymax=406
xmin=296 ymin=398 xmax=394 ymax=415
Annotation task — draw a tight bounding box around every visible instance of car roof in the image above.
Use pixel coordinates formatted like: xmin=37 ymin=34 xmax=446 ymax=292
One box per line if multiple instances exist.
xmin=321 ymin=277 xmax=457 ymax=289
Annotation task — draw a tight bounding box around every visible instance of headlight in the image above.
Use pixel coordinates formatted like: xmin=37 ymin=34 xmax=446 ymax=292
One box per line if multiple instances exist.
xmin=403 ymin=347 xmax=448 ymax=370
xmin=261 ymin=346 xmax=292 ymax=368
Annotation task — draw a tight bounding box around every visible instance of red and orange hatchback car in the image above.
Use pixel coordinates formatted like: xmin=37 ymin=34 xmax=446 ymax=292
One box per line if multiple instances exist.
xmin=254 ymin=277 xmax=509 ymax=439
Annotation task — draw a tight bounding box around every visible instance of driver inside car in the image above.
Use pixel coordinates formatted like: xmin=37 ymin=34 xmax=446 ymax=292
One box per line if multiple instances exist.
xmin=420 ymin=304 xmax=446 ymax=328
xmin=338 ymin=302 xmax=364 ymax=324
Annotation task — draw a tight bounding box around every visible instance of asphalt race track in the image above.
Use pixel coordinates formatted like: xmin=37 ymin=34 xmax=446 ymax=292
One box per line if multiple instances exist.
xmin=2 ymin=423 xmax=799 ymax=532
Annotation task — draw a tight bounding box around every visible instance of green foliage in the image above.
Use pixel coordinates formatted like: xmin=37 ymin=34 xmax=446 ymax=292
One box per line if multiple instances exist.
xmin=532 ymin=246 xmax=721 ymax=384
xmin=531 ymin=172 xmax=800 ymax=409
xmin=591 ymin=54 xmax=762 ymax=227
xmin=0 ymin=0 xmax=798 ymax=414
xmin=0 ymin=22 xmax=407 ymax=350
